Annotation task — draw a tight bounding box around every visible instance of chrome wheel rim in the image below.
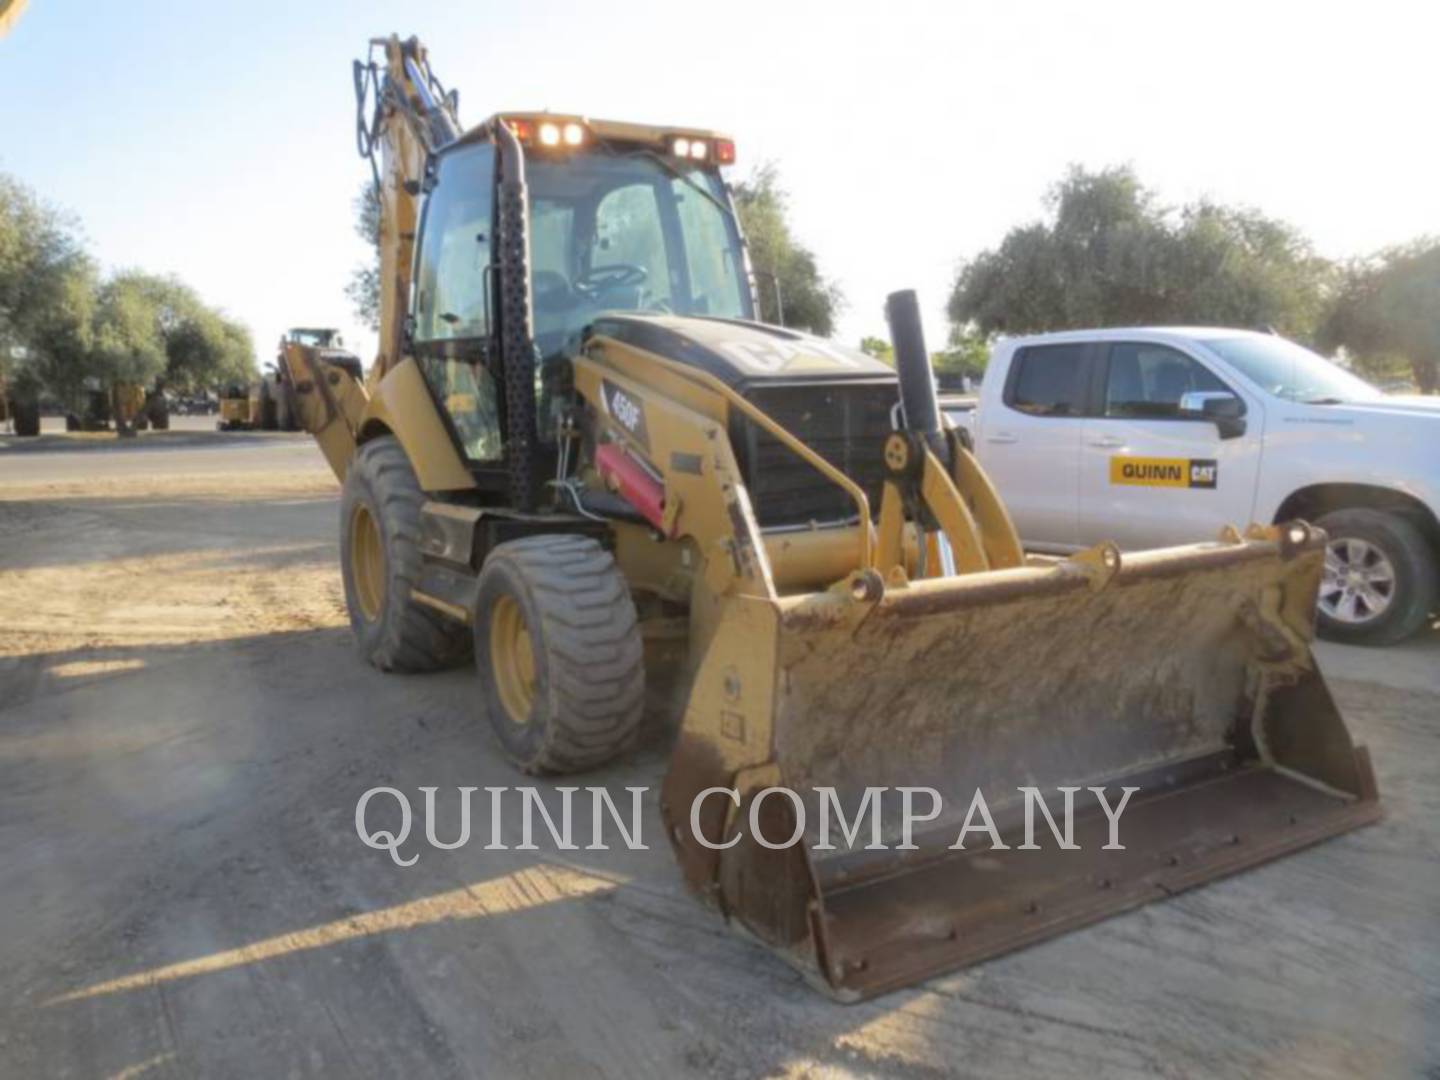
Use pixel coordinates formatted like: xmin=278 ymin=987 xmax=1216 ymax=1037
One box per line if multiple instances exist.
xmin=1320 ymin=537 xmax=1396 ymax=625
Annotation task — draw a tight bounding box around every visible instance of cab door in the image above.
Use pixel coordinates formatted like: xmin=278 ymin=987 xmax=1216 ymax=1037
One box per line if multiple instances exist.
xmin=410 ymin=143 xmax=506 ymax=471
xmin=1077 ymin=341 xmax=1263 ymax=549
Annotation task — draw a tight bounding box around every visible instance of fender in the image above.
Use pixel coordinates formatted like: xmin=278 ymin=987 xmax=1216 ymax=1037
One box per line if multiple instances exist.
xmin=361 ymin=358 xmax=476 ymax=492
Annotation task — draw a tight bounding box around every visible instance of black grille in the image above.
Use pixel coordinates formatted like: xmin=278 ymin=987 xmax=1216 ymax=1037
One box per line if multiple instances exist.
xmin=733 ymin=382 xmax=896 ymax=529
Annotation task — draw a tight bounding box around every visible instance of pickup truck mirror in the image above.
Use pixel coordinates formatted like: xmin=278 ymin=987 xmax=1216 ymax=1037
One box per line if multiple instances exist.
xmin=1179 ymin=391 xmax=1247 ymax=439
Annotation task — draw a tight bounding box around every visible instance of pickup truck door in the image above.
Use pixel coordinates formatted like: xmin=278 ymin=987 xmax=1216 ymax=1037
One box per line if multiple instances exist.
xmin=1077 ymin=341 xmax=1263 ymax=549
xmin=978 ymin=342 xmax=1096 ymax=551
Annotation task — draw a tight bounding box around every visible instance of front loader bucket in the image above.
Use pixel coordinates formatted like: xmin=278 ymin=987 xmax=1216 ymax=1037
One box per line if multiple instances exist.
xmin=661 ymin=523 xmax=1380 ymax=1000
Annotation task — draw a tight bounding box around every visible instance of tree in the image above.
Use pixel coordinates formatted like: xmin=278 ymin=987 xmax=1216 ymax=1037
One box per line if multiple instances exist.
xmin=948 ymin=165 xmax=1331 ymax=341
xmin=124 ymin=274 xmax=256 ymax=393
xmin=90 ymin=273 xmax=167 ymax=387
xmin=24 ymin=260 xmax=98 ymax=406
xmin=0 ymin=174 xmax=96 ymax=394
xmin=732 ymin=163 xmax=842 ymax=335
xmin=346 ymin=183 xmax=382 ymax=332
xmin=2 ymin=173 xmax=257 ymax=408
xmin=858 ymin=336 xmax=893 ymax=365
xmin=1321 ymin=240 xmax=1440 ymax=393
xmin=932 ymin=328 xmax=990 ymax=383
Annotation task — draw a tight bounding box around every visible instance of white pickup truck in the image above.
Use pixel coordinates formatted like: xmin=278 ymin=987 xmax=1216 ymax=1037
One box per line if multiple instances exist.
xmin=945 ymin=328 xmax=1440 ymax=645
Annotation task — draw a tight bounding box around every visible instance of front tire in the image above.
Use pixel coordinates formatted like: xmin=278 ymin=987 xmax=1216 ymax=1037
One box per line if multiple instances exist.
xmin=340 ymin=435 xmax=471 ymax=671
xmin=1316 ymin=508 xmax=1437 ymax=646
xmin=475 ymin=535 xmax=645 ymax=774
xmin=13 ymin=400 xmax=40 ymax=436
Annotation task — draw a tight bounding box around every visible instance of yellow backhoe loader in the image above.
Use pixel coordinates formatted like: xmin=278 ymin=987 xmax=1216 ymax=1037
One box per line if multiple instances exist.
xmin=287 ymin=34 xmax=1381 ymax=1000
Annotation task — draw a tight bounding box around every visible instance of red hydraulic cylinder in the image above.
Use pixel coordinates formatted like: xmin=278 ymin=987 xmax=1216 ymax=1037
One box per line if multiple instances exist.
xmin=595 ymin=442 xmax=670 ymax=535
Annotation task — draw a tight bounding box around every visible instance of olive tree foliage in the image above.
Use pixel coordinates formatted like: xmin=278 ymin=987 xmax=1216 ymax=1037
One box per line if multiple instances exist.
xmin=90 ymin=273 xmax=168 ymax=386
xmin=861 ymin=331 xmax=986 ymax=389
xmin=124 ymin=274 xmax=256 ymax=393
xmin=932 ymin=329 xmax=990 ymax=382
xmin=83 ymin=272 xmax=255 ymax=398
xmin=1321 ymin=240 xmax=1440 ymax=394
xmin=858 ymin=336 xmax=893 ymax=365
xmin=1 ymin=173 xmax=256 ymax=402
xmin=0 ymin=174 xmax=96 ymax=396
xmin=947 ymin=166 xmax=1332 ymax=342
xmin=732 ymin=163 xmax=842 ymax=336
xmin=0 ymin=171 xmax=255 ymax=404
xmin=346 ymin=182 xmax=382 ymax=332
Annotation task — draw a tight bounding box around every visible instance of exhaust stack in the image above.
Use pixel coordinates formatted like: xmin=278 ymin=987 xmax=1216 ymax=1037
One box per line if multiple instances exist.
xmin=885 ymin=289 xmax=942 ymax=442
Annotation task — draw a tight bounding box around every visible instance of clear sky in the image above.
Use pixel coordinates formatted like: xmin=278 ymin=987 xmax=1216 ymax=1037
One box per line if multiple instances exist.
xmin=2 ymin=0 xmax=1434 ymax=366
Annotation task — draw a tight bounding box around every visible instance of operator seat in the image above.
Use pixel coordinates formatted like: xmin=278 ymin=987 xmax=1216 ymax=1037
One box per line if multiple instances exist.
xmin=1151 ymin=360 xmax=1193 ymax=412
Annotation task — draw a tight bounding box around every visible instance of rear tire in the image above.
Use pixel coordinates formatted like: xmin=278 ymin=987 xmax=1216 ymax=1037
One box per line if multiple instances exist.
xmin=340 ymin=435 xmax=471 ymax=671
xmin=13 ymin=400 xmax=40 ymax=437
xmin=475 ymin=535 xmax=645 ymax=774
xmin=1315 ymin=508 xmax=1437 ymax=646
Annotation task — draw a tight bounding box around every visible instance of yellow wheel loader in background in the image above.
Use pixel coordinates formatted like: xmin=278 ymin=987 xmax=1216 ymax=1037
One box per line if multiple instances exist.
xmin=216 ymin=384 xmax=252 ymax=431
xmin=217 ymin=373 xmax=285 ymax=432
xmin=62 ymin=380 xmax=168 ymax=435
xmin=220 ymin=329 xmax=361 ymax=432
xmin=286 ymin=34 xmax=1381 ymax=1000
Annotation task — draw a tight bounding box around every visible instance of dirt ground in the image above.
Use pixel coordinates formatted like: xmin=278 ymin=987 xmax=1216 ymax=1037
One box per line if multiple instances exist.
xmin=1 ymin=431 xmax=1437 ymax=1079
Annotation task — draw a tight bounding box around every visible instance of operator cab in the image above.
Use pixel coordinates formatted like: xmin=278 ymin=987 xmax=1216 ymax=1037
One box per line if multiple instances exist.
xmin=285 ymin=328 xmax=344 ymax=348
xmin=408 ymin=115 xmax=753 ymax=486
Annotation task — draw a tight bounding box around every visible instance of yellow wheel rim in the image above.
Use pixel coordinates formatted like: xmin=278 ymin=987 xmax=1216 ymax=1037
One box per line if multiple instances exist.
xmin=490 ymin=594 xmax=536 ymax=725
xmin=350 ymin=503 xmax=385 ymax=622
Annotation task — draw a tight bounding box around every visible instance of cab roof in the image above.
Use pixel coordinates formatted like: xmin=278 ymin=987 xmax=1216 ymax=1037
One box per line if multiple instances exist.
xmin=456 ymin=112 xmax=733 ymax=152
xmin=1000 ymin=326 xmax=1272 ymax=348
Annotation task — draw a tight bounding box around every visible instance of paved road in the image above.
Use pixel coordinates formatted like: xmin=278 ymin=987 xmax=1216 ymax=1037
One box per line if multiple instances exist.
xmin=0 ymin=435 xmax=1436 ymax=1079
xmin=1 ymin=426 xmax=325 ymax=481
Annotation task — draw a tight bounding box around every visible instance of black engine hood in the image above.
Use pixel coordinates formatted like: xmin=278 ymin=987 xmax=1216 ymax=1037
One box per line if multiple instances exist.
xmin=586 ymin=314 xmax=896 ymax=391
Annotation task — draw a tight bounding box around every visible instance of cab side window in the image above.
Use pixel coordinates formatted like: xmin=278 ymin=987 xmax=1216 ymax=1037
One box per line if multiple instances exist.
xmin=412 ymin=144 xmax=503 ymax=464
xmin=414 ymin=145 xmax=495 ymax=342
xmin=1006 ymin=344 xmax=1088 ymax=417
xmin=671 ymin=176 xmax=743 ymax=316
xmin=1104 ymin=343 xmax=1228 ymax=419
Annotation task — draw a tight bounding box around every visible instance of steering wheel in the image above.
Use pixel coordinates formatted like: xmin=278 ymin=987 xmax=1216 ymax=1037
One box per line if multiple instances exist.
xmin=532 ymin=269 xmax=575 ymax=312
xmin=574 ymin=263 xmax=648 ymax=293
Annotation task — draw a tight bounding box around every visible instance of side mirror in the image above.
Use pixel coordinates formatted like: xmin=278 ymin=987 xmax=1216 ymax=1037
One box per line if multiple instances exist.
xmin=1180 ymin=391 xmax=1247 ymax=439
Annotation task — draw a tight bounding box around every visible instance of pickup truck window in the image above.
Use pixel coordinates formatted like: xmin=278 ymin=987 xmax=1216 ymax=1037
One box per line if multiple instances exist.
xmin=1006 ymin=344 xmax=1087 ymax=417
xmin=1205 ymin=336 xmax=1381 ymax=404
xmin=1104 ymin=343 xmax=1229 ymax=419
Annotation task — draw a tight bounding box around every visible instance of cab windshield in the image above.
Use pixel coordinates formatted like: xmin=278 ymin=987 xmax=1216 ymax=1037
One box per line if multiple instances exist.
xmin=1204 ymin=335 xmax=1381 ymax=404
xmin=289 ymin=329 xmax=338 ymax=348
xmin=525 ymin=152 xmax=752 ymax=361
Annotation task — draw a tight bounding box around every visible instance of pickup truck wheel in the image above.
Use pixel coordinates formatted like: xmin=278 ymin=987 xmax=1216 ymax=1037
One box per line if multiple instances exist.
xmin=1315 ymin=509 xmax=1437 ymax=646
